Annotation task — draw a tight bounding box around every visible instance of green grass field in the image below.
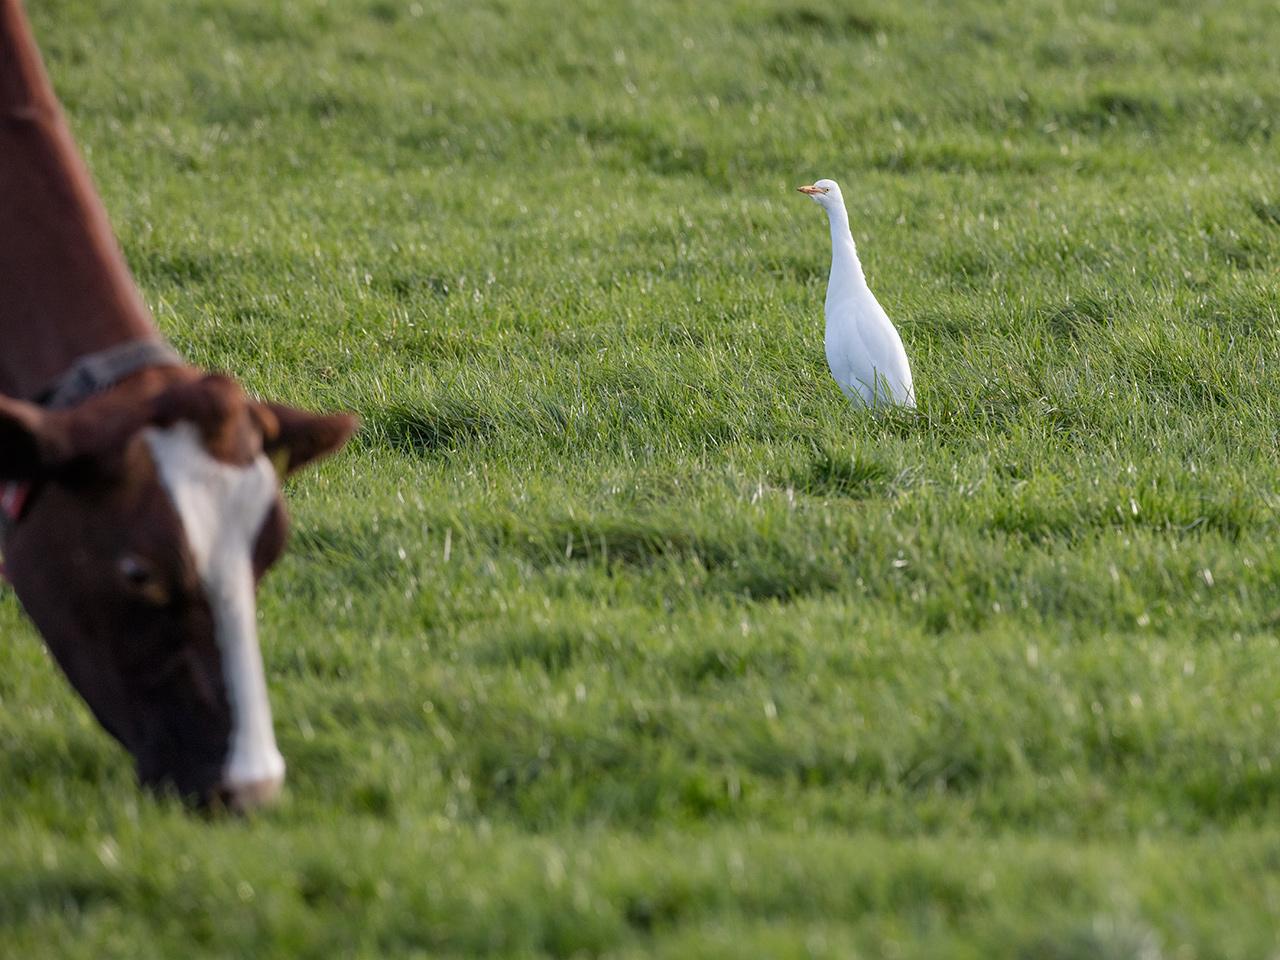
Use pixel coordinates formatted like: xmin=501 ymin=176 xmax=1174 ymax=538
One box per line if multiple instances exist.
xmin=4 ymin=0 xmax=1280 ymax=954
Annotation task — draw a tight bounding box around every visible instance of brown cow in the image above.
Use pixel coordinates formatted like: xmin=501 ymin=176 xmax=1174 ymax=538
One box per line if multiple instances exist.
xmin=0 ymin=0 xmax=356 ymax=810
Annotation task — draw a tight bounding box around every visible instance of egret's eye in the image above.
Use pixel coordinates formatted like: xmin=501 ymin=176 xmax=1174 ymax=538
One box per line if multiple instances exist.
xmin=117 ymin=554 xmax=170 ymax=606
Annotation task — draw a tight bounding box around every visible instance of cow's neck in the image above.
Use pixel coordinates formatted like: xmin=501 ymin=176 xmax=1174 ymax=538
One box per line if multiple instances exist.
xmin=0 ymin=0 xmax=161 ymax=402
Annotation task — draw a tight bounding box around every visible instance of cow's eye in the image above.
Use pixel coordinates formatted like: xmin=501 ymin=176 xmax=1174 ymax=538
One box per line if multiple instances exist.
xmin=117 ymin=554 xmax=170 ymax=606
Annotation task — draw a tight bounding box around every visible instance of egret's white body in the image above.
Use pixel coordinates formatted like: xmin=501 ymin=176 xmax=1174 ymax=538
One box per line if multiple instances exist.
xmin=799 ymin=179 xmax=914 ymax=409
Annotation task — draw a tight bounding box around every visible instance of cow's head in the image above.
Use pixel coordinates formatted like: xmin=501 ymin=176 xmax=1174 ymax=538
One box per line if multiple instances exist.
xmin=0 ymin=372 xmax=355 ymax=810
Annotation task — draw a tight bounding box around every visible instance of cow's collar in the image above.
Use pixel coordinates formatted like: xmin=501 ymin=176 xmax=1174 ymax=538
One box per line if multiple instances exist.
xmin=36 ymin=339 xmax=184 ymax=411
xmin=0 ymin=339 xmax=184 ymax=581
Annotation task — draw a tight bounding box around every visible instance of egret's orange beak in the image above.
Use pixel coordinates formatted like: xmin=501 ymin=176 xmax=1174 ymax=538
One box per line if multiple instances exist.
xmin=797 ymin=185 xmax=828 ymax=195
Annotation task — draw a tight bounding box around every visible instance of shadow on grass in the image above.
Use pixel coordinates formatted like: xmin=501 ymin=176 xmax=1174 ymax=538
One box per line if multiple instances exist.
xmin=1041 ymin=290 xmax=1128 ymax=340
xmin=1251 ymin=197 xmax=1280 ymax=228
xmin=1060 ymin=89 xmax=1172 ymax=133
xmin=566 ymin=115 xmax=713 ymax=178
xmin=762 ymin=6 xmax=882 ymax=37
xmin=510 ymin=514 xmax=843 ymax=602
xmin=367 ymin=399 xmax=496 ymax=455
xmin=135 ymin=250 xmax=227 ymax=287
xmin=0 ymin=871 xmax=123 ymax=927
xmin=373 ymin=269 xmax=454 ymax=301
xmin=788 ymin=445 xmax=895 ymax=499
xmin=536 ymin=516 xmax=735 ymax=569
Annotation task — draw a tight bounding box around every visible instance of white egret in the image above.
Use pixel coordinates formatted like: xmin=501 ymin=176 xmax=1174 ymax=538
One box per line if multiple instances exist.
xmin=798 ymin=179 xmax=915 ymax=408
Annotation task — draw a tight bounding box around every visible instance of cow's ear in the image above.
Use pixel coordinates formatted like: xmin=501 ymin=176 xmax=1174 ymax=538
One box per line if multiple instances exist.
xmin=254 ymin=402 xmax=358 ymax=478
xmin=0 ymin=394 xmax=72 ymax=479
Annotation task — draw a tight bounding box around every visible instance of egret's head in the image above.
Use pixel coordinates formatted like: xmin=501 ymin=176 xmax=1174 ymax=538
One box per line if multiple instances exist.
xmin=797 ymin=178 xmax=842 ymax=209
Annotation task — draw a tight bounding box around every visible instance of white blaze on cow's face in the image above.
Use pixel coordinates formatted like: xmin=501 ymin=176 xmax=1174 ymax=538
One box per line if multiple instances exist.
xmin=143 ymin=422 xmax=284 ymax=803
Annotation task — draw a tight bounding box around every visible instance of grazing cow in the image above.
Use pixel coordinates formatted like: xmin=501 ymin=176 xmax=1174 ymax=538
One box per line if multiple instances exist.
xmin=0 ymin=0 xmax=357 ymax=809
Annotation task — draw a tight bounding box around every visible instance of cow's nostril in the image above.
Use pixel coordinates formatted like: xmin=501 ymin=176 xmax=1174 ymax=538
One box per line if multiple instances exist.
xmin=218 ymin=773 xmax=284 ymax=812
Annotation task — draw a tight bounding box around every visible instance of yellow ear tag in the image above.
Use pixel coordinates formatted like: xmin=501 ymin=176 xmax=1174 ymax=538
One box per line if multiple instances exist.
xmin=270 ymin=448 xmax=291 ymax=483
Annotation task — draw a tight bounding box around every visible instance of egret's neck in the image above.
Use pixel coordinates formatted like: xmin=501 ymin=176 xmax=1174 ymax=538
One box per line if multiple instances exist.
xmin=824 ymin=203 xmax=866 ymax=289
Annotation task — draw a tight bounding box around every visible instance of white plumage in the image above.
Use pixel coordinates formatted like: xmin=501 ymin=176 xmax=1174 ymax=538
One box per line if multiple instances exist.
xmin=798 ymin=178 xmax=915 ymax=409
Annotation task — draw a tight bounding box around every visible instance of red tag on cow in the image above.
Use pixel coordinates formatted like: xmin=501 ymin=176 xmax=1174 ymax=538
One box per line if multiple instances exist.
xmin=0 ymin=482 xmax=30 ymax=582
